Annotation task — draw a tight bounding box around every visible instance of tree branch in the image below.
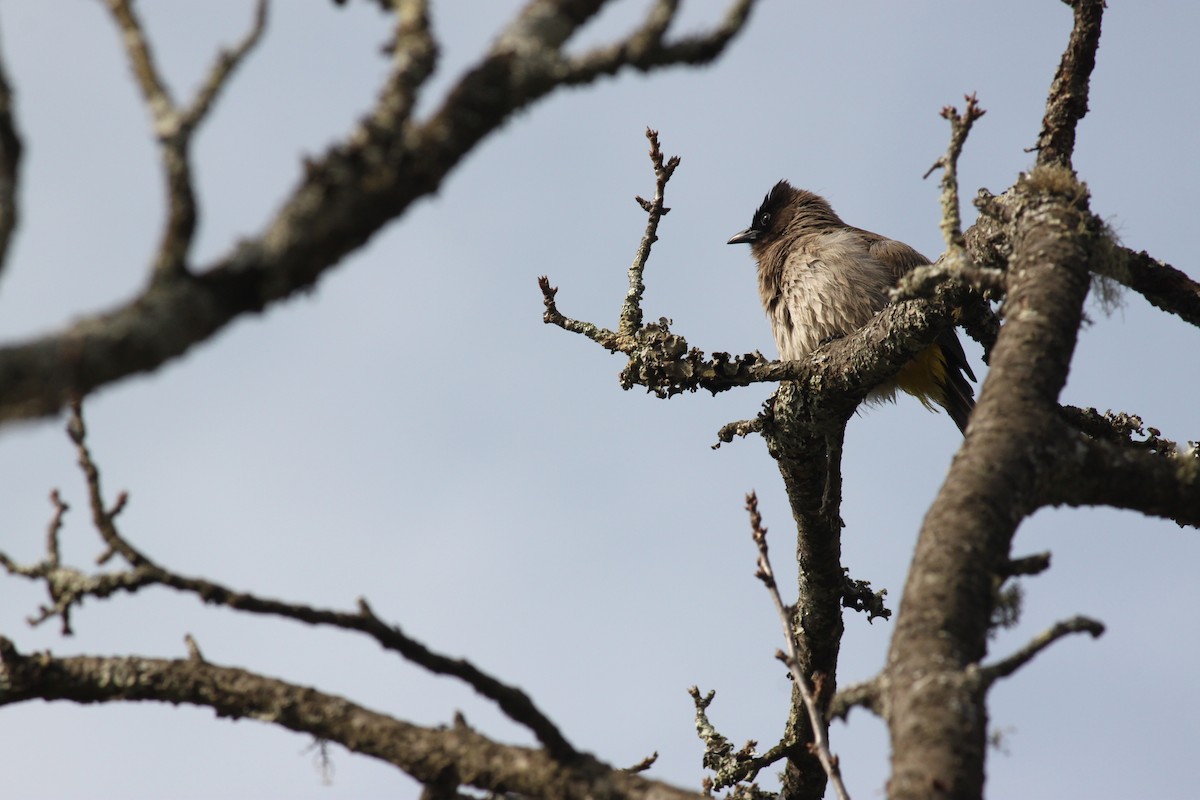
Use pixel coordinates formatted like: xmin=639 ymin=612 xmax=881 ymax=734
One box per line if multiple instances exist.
xmin=0 ymin=23 xmax=22 ymax=282
xmin=1033 ymin=0 xmax=1104 ymax=168
xmin=0 ymin=637 xmax=698 ymax=800
xmin=105 ymin=0 xmax=269 ymax=282
xmin=1040 ymin=424 xmax=1200 ymax=528
xmin=977 ymin=616 xmax=1104 ymax=687
xmin=747 ymin=492 xmax=850 ymax=800
xmin=883 ymin=164 xmax=1102 ymax=800
xmin=1117 ymin=248 xmax=1200 ymax=329
xmin=923 ymin=93 xmax=986 ymax=253
xmin=0 ymin=0 xmax=759 ymax=426
xmin=1 ymin=403 xmax=578 ymax=762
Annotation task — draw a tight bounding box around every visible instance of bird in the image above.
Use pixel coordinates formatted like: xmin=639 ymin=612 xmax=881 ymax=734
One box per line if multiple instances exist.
xmin=727 ymin=180 xmax=976 ymax=433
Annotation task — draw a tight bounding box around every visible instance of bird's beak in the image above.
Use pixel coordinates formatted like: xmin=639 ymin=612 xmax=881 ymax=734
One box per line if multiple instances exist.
xmin=727 ymin=228 xmax=759 ymax=245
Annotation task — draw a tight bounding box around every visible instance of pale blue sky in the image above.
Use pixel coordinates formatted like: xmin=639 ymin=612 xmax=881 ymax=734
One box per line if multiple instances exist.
xmin=1 ymin=2 xmax=1196 ymax=798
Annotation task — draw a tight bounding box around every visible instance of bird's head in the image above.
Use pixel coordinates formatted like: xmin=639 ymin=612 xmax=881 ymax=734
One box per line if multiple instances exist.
xmin=727 ymin=180 xmax=841 ymax=254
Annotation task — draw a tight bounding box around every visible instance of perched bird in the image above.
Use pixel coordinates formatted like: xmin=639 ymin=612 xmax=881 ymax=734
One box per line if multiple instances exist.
xmin=728 ymin=180 xmax=976 ymax=433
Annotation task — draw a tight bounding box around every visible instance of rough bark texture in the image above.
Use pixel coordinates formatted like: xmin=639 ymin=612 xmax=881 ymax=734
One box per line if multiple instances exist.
xmin=883 ymin=167 xmax=1099 ymax=800
xmin=761 ymin=385 xmax=849 ymax=800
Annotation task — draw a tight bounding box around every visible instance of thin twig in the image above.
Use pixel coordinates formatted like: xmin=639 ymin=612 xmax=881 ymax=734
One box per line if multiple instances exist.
xmin=178 ymin=0 xmax=268 ymax=134
xmin=66 ymin=401 xmax=147 ymax=568
xmin=999 ymin=552 xmax=1052 ymax=578
xmin=746 ymin=492 xmax=851 ymax=800
xmin=560 ymin=0 xmax=758 ymax=81
xmin=828 ymin=679 xmax=881 ymax=722
xmin=105 ymin=0 xmax=269 ymax=281
xmin=5 ymin=401 xmax=578 ymax=761
xmin=713 ymin=416 xmax=763 ymax=449
xmin=375 ymin=0 xmax=437 ymax=128
xmin=104 ymin=0 xmax=175 ymax=124
xmin=620 ymin=128 xmax=679 ymax=337
xmin=978 ymin=615 xmax=1105 ymax=686
xmin=623 ymin=752 xmax=658 ymax=774
xmin=924 ymin=93 xmax=986 ymax=253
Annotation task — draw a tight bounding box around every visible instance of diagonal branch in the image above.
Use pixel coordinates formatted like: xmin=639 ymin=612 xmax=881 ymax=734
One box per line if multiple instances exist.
xmin=0 ymin=637 xmax=696 ymax=800
xmin=0 ymin=0 xmax=758 ymax=427
xmin=1117 ymin=248 xmax=1200 ymax=329
xmin=1033 ymin=0 xmax=1104 ymax=168
xmin=977 ymin=616 xmax=1104 ymax=686
xmin=1 ymin=401 xmax=578 ymax=761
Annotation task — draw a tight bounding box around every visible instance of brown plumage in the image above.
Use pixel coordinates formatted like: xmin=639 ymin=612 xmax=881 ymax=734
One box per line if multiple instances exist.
xmin=728 ymin=180 xmax=977 ymax=433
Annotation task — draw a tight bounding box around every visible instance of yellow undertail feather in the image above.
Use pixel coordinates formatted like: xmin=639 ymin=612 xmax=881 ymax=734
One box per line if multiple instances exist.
xmin=866 ymin=343 xmax=972 ymax=431
xmin=895 ymin=344 xmax=950 ymax=412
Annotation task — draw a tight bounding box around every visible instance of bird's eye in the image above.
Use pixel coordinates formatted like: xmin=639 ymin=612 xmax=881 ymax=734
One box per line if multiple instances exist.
xmin=759 ymin=212 xmax=771 ymax=228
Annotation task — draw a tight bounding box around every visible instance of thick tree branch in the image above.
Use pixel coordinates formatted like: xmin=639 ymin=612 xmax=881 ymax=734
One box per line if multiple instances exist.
xmin=0 ymin=0 xmax=759 ymax=426
xmin=1041 ymin=426 xmax=1200 ymax=528
xmin=0 ymin=637 xmax=698 ymax=800
xmin=883 ymin=164 xmax=1101 ymax=800
xmin=1117 ymin=248 xmax=1200 ymax=328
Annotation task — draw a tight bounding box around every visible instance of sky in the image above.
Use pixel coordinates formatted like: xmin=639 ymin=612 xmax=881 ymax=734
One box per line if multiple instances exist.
xmin=0 ymin=2 xmax=1197 ymax=798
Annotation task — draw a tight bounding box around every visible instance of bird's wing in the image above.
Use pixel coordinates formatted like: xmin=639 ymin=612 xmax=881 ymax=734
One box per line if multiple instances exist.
xmin=862 ymin=227 xmax=980 ymax=386
xmin=858 ymin=229 xmax=931 ymax=281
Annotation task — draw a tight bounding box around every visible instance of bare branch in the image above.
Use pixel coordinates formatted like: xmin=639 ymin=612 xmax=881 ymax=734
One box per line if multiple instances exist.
xmin=106 ymin=0 xmax=270 ymax=282
xmin=1 ymin=403 xmax=578 ymax=760
xmin=560 ymin=0 xmax=757 ymax=81
xmin=0 ymin=26 xmax=23 ymax=281
xmin=1118 ymin=248 xmax=1200 ymax=329
xmin=828 ymin=679 xmax=881 ymax=722
xmin=689 ymin=685 xmax=789 ymax=790
xmin=999 ymin=552 xmax=1052 ymax=579
xmin=375 ymin=0 xmax=438 ymax=127
xmin=104 ymin=0 xmax=176 ymax=124
xmin=0 ymin=637 xmax=697 ymax=800
xmin=65 ymin=401 xmax=147 ymax=568
xmin=978 ymin=616 xmax=1105 ymax=686
xmin=178 ymin=0 xmax=269 ymax=135
xmin=621 ymin=128 xmax=679 ymax=337
xmin=0 ymin=1 xmax=757 ymax=426
xmin=883 ymin=163 xmax=1102 ymax=800
xmin=624 ymin=751 xmax=658 ymax=774
xmin=747 ymin=492 xmax=850 ymax=800
xmin=713 ymin=415 xmax=764 ymax=449
xmin=924 ymin=93 xmax=986 ymax=252
xmin=1040 ymin=424 xmax=1200 ymax=528
xmin=1033 ymin=0 xmax=1105 ymax=168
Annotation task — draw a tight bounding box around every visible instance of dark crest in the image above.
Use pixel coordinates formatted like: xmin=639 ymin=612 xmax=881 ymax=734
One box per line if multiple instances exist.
xmin=748 ymin=180 xmax=798 ymax=238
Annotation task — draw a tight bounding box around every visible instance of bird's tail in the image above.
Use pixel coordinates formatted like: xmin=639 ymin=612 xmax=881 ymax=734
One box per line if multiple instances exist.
xmin=895 ymin=330 xmax=977 ymax=434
